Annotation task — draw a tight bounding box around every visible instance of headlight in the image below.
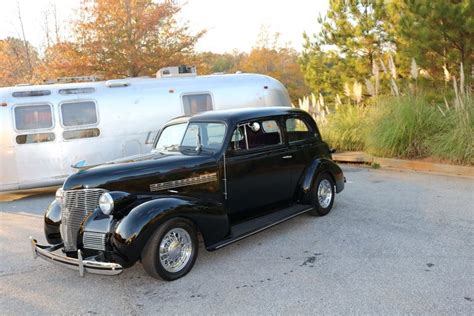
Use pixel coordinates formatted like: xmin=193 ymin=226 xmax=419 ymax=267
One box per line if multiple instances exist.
xmin=99 ymin=193 xmax=114 ymax=215
xmin=55 ymin=188 xmax=64 ymax=205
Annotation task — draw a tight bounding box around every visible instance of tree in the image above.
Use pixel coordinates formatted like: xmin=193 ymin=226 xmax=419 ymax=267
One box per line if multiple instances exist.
xmin=39 ymin=42 xmax=93 ymax=81
xmin=193 ymin=51 xmax=244 ymax=75
xmin=0 ymin=37 xmax=40 ymax=86
xmin=236 ymin=31 xmax=310 ymax=102
xmin=394 ymin=0 xmax=474 ymax=80
xmin=300 ymin=0 xmax=394 ymax=99
xmin=71 ymin=0 xmax=204 ymax=78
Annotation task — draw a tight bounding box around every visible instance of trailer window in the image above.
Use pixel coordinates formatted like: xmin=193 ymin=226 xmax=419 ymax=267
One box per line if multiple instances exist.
xmin=14 ymin=104 xmax=53 ymax=130
xmin=61 ymin=101 xmax=98 ymax=126
xmin=183 ymin=94 xmax=213 ymax=115
xmin=63 ymin=128 xmax=100 ymax=140
xmin=16 ymin=132 xmax=55 ymax=144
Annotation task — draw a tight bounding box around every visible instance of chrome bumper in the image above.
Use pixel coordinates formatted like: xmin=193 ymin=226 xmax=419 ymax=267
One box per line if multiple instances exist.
xmin=29 ymin=237 xmax=123 ymax=276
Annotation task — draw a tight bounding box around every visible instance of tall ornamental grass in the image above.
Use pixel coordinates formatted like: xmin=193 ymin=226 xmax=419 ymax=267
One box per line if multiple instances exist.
xmin=425 ymin=78 xmax=473 ymax=165
xmin=364 ymin=96 xmax=444 ymax=159
xmin=322 ymin=105 xmax=366 ymax=151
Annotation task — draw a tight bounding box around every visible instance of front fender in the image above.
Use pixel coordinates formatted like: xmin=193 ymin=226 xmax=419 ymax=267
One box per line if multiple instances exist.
xmin=44 ymin=200 xmax=62 ymax=245
xmin=111 ymin=197 xmax=229 ymax=266
xmin=297 ymin=158 xmax=345 ymax=204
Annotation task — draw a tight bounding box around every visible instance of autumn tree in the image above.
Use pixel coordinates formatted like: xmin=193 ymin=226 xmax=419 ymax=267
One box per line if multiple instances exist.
xmin=0 ymin=37 xmax=40 ymax=86
xmin=39 ymin=42 xmax=93 ymax=81
xmin=193 ymin=51 xmax=244 ymax=75
xmin=63 ymin=0 xmax=204 ymax=78
xmin=236 ymin=31 xmax=309 ymax=102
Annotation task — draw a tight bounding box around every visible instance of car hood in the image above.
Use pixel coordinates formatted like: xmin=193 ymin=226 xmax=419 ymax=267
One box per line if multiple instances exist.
xmin=62 ymin=151 xmax=218 ymax=192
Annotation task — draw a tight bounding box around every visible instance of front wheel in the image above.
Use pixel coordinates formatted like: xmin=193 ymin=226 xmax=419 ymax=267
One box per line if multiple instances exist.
xmin=141 ymin=218 xmax=198 ymax=281
xmin=308 ymin=172 xmax=335 ymax=217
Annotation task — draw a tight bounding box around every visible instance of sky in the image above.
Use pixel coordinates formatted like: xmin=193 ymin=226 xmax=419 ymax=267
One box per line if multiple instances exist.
xmin=0 ymin=0 xmax=329 ymax=53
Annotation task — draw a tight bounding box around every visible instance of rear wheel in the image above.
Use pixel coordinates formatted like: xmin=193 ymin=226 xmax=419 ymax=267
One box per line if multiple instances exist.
xmin=309 ymin=172 xmax=335 ymax=216
xmin=141 ymin=218 xmax=198 ymax=281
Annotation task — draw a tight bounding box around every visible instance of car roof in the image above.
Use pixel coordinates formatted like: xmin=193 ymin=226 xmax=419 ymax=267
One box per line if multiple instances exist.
xmin=163 ymin=115 xmax=190 ymax=127
xmin=189 ymin=106 xmax=307 ymax=124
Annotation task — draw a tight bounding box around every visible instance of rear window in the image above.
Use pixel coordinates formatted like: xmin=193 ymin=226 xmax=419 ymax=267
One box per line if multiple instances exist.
xmin=14 ymin=104 xmax=53 ymax=130
xmin=61 ymin=101 xmax=98 ymax=126
xmin=285 ymin=117 xmax=314 ymax=143
xmin=183 ymin=94 xmax=213 ymax=115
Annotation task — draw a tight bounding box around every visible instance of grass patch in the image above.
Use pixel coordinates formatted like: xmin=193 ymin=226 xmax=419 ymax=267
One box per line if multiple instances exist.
xmin=320 ymin=105 xmax=366 ymax=151
xmin=426 ymin=95 xmax=473 ymax=165
xmin=364 ymin=96 xmax=444 ymax=159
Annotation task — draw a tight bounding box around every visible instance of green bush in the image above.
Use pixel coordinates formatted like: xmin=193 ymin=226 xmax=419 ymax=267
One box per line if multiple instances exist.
xmin=426 ymin=97 xmax=473 ymax=165
xmin=320 ymin=105 xmax=366 ymax=151
xmin=364 ymin=96 xmax=444 ymax=159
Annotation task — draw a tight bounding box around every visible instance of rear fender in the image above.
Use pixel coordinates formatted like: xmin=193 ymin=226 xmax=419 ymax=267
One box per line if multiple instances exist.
xmin=296 ymin=158 xmax=344 ymax=204
xmin=111 ymin=197 xmax=229 ymax=266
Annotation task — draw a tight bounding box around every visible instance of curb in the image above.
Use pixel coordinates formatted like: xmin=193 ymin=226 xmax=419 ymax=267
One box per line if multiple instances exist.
xmin=333 ymin=151 xmax=474 ymax=178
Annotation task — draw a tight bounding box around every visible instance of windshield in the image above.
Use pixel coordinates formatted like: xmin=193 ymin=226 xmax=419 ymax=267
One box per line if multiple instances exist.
xmin=153 ymin=123 xmax=187 ymax=153
xmin=180 ymin=122 xmax=226 ymax=153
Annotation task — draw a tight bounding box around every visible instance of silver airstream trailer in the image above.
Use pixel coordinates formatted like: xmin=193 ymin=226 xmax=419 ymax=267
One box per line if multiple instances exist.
xmin=0 ymin=66 xmax=291 ymax=191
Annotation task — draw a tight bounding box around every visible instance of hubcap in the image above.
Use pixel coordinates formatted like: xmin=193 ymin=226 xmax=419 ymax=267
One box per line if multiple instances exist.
xmin=159 ymin=228 xmax=193 ymax=273
xmin=317 ymin=179 xmax=333 ymax=208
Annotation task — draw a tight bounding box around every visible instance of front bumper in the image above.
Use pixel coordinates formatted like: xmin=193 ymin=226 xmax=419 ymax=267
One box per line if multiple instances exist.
xmin=29 ymin=237 xmax=123 ymax=276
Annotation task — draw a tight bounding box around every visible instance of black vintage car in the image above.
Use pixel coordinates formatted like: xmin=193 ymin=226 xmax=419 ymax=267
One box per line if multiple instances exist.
xmin=31 ymin=107 xmax=345 ymax=280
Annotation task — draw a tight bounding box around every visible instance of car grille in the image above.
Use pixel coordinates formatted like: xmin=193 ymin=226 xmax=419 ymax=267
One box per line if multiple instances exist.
xmin=83 ymin=231 xmax=107 ymax=251
xmin=60 ymin=189 xmax=106 ymax=251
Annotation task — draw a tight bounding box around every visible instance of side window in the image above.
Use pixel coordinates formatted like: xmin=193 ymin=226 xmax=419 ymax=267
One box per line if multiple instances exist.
xmin=60 ymin=101 xmax=100 ymax=140
xmin=14 ymin=104 xmax=53 ymax=130
xmin=14 ymin=104 xmax=55 ymax=145
xmin=16 ymin=133 xmax=55 ymax=144
xmin=61 ymin=101 xmax=98 ymax=126
xmin=230 ymin=120 xmax=282 ymax=151
xmin=183 ymin=94 xmax=213 ymax=115
xmin=285 ymin=117 xmax=314 ymax=143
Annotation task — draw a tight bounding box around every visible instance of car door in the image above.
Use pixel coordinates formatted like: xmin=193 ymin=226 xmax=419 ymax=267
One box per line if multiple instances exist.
xmin=224 ymin=117 xmax=294 ymax=222
xmin=284 ymin=114 xmax=328 ymax=193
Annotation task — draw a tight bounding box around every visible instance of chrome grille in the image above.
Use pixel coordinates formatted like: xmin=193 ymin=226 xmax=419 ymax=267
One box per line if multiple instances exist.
xmin=83 ymin=231 xmax=107 ymax=251
xmin=60 ymin=188 xmax=106 ymax=251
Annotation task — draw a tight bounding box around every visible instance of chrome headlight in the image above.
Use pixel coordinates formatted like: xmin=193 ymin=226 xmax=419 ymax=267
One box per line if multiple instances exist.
xmin=99 ymin=193 xmax=114 ymax=215
xmin=55 ymin=188 xmax=64 ymax=205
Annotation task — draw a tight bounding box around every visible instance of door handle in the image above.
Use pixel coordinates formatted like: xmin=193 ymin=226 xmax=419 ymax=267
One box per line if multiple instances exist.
xmin=282 ymin=155 xmax=293 ymax=159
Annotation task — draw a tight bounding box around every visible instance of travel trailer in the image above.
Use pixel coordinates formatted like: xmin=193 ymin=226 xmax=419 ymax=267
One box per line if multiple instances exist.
xmin=0 ymin=66 xmax=292 ymax=191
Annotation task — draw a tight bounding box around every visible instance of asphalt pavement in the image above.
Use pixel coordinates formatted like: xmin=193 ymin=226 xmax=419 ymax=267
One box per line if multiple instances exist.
xmin=0 ymin=166 xmax=473 ymax=314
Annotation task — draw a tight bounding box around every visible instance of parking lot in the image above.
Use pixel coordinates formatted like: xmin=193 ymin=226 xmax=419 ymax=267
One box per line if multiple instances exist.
xmin=0 ymin=166 xmax=473 ymax=314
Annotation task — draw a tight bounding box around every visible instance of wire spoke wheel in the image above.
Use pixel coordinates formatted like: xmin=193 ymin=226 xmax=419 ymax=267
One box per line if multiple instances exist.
xmin=159 ymin=228 xmax=193 ymax=273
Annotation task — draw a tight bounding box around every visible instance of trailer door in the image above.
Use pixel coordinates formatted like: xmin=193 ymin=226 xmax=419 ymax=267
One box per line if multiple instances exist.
xmin=13 ymin=103 xmax=63 ymax=188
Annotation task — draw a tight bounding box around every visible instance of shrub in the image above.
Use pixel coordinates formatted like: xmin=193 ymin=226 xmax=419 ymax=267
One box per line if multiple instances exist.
xmin=364 ymin=96 xmax=444 ymax=159
xmin=426 ymin=91 xmax=473 ymax=165
xmin=320 ymin=105 xmax=366 ymax=151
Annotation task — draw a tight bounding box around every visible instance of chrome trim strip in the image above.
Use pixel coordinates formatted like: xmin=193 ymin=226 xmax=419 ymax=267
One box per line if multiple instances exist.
xmin=214 ymin=207 xmax=313 ymax=250
xmin=29 ymin=237 xmax=123 ymax=276
xmin=150 ymin=172 xmax=217 ymax=192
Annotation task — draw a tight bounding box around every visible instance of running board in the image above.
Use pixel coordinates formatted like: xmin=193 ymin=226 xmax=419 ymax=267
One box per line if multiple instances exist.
xmin=208 ymin=204 xmax=313 ymax=250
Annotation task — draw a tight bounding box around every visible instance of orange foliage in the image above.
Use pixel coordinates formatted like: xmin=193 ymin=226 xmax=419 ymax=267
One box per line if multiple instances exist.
xmin=72 ymin=0 xmax=204 ymax=78
xmin=0 ymin=38 xmax=40 ymax=86
xmin=237 ymin=47 xmax=309 ymax=102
